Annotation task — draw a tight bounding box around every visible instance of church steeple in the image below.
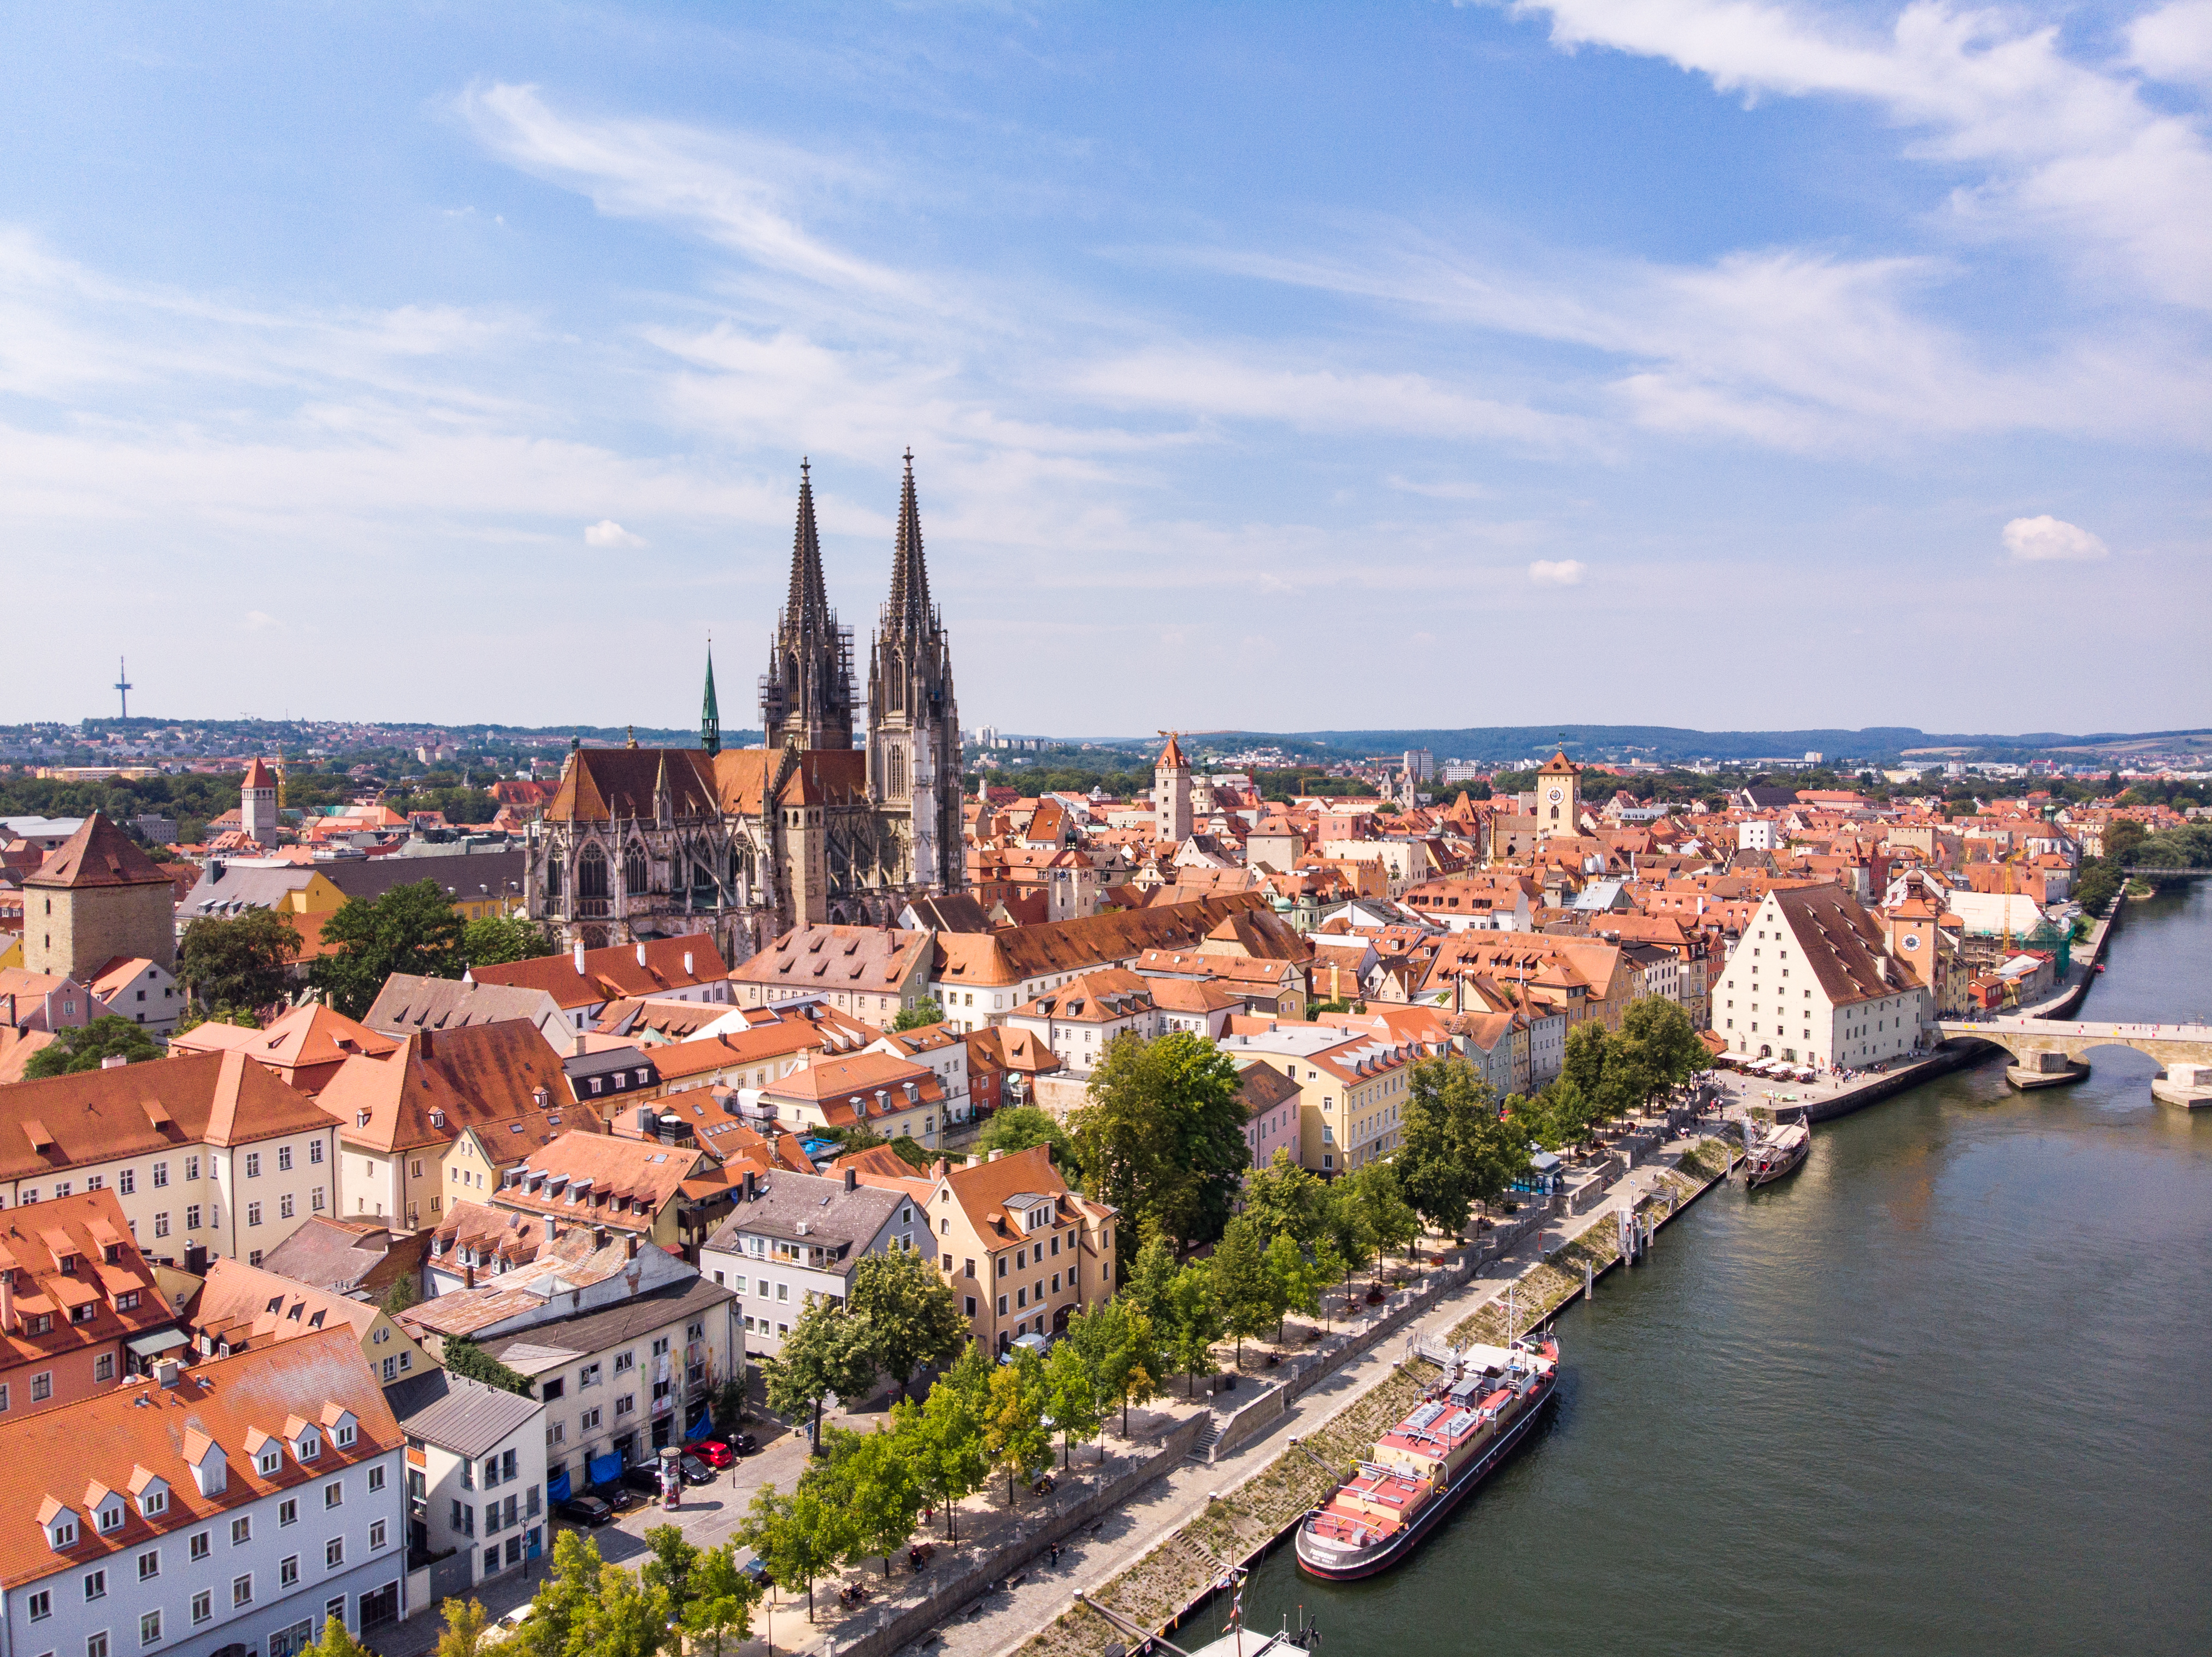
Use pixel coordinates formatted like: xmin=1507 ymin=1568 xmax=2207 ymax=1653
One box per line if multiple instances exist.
xmin=867 ymin=450 xmax=961 ymax=895
xmin=885 ymin=448 xmax=933 ymax=634
xmin=761 ymin=459 xmax=856 ymax=750
xmin=700 ymin=638 xmax=721 ymax=756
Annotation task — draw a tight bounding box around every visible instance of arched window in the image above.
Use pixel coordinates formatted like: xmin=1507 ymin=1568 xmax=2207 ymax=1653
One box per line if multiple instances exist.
xmin=577 ymin=845 xmax=609 ymax=916
xmin=623 ymin=844 xmax=649 ymax=896
xmin=544 ymin=856 xmax=562 ymax=899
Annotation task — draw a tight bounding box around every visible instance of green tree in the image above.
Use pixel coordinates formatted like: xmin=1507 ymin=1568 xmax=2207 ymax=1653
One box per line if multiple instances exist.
xmin=1562 ymin=1020 xmax=1610 ymax=1102
xmin=434 ymin=1598 xmax=490 ymax=1657
xmin=1392 ymin=1054 xmax=1499 ymax=1238
xmin=307 ymin=878 xmax=467 ymax=1017
xmin=983 ymin=1346 xmax=1053 ymax=1504
xmin=641 ymin=1524 xmax=701 ymax=1618
xmin=680 ymin=1544 xmax=760 ymax=1657
xmin=1308 ymin=1239 xmax=1348 ymax=1332
xmin=735 ymin=1484 xmax=851 ymax=1622
xmin=846 ymin=1244 xmax=968 ymax=1401
xmin=897 ymin=1344 xmax=991 ymax=1541
xmin=890 ymin=997 xmax=945 ymax=1032
xmin=1124 ymin=1223 xmax=1179 ymax=1326
xmin=764 ymin=1294 xmax=880 ymax=1449
xmin=441 ymin=1337 xmax=531 ymax=1396
xmin=839 ymin=1426 xmax=925 ymax=1576
xmin=22 ymin=1015 xmax=162 ymax=1080
xmin=576 ymin=1554 xmax=675 ymax=1657
xmin=515 ymin=1528 xmax=601 ymax=1657
xmin=1241 ymin=1148 xmax=1327 ymax=1246
xmin=1070 ymin=1032 xmax=1251 ymax=1250
xmin=1043 ymin=1335 xmax=1104 ymax=1467
xmin=1207 ymin=1212 xmax=1281 ymax=1368
xmin=302 ymin=1612 xmax=374 ymax=1657
xmin=1263 ymin=1232 xmax=1323 ymax=1341
xmin=178 ymin=908 xmax=299 ymax=1015
xmin=378 ymin=1273 xmax=420 ymax=1317
xmin=1344 ymin=1161 xmax=1420 ymax=1271
xmin=1608 ymin=997 xmax=1711 ymax=1112
xmin=1319 ymin=1186 xmax=1374 ymax=1310
xmin=1066 ymin=1297 xmax=1159 ymax=1438
xmin=459 ymin=914 xmax=555 ymax=969
xmin=976 ymin=1106 xmax=1075 ymax=1170
xmin=1164 ymin=1261 xmax=1223 ymax=1397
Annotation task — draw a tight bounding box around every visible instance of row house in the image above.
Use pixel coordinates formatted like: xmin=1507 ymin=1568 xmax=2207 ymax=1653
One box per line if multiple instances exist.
xmin=727 ymin=925 xmax=933 ymax=1021
xmin=188 ymin=1258 xmax=431 ymax=1389
xmin=0 ymin=1332 xmax=409 ymax=1657
xmin=385 ymin=1370 xmax=547 ymax=1594
xmin=463 ymin=936 xmax=732 ymax=1037
xmin=1003 ymin=970 xmax=1158 ymax=1081
xmin=0 ymin=1189 xmax=180 ymax=1417
xmin=921 ymin=1148 xmax=1117 ymax=1356
xmin=0 ymin=1053 xmax=339 ymax=1272
xmin=699 ymin=1167 xmax=911 ymax=1355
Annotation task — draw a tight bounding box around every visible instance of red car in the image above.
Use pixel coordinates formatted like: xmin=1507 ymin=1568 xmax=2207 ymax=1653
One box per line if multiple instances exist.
xmin=691 ymin=1438 xmax=736 ymax=1469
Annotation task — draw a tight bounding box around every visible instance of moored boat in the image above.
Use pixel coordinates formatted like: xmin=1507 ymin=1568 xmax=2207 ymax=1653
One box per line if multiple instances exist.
xmin=1293 ymin=1329 xmax=1559 ymax=1581
xmin=1743 ymin=1112 xmax=1810 ymax=1189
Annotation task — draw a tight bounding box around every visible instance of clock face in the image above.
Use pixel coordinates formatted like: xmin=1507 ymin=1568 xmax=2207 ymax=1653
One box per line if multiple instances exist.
xmin=1901 ymin=933 xmax=1921 ymax=950
xmin=1546 ymin=787 xmax=1563 ymax=803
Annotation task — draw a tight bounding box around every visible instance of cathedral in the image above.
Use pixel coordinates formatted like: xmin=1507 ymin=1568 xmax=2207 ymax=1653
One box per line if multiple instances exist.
xmin=523 ymin=454 xmax=964 ymax=963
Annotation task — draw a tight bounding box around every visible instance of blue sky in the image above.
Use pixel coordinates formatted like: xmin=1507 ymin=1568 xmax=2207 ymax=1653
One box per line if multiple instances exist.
xmin=3 ymin=1 xmax=2207 ymax=735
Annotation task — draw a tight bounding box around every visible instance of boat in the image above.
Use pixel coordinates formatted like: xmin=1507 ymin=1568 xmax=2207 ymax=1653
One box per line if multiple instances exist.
xmin=1743 ymin=1112 xmax=1810 ymax=1189
xmin=1294 ymin=1323 xmax=1560 ymax=1580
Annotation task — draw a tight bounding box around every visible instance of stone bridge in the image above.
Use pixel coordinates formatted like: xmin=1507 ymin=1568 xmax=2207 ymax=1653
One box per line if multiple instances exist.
xmin=1938 ymin=1018 xmax=2212 ymax=1071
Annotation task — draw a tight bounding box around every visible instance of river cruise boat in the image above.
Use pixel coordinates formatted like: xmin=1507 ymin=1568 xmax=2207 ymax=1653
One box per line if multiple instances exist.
xmin=1294 ymin=1331 xmax=1559 ymax=1580
xmin=1743 ymin=1114 xmax=1810 ymax=1189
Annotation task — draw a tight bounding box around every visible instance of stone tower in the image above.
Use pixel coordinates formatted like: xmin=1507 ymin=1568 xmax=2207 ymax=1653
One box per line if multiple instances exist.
xmin=866 ymin=451 xmax=963 ymax=894
xmin=23 ymin=812 xmax=176 ymax=977
xmin=760 ymin=460 xmax=855 ymax=751
xmin=1155 ymin=733 xmax=1193 ymax=844
xmin=1537 ymin=750 xmax=1581 ymax=838
xmin=240 ymin=756 xmax=279 ymax=847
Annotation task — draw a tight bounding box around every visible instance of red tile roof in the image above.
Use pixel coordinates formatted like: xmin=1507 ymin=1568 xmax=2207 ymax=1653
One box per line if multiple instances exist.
xmin=24 ymin=813 xmax=172 ymax=891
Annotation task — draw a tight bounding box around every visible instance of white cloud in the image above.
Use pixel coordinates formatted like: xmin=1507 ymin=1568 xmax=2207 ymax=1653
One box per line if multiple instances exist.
xmin=1505 ymin=0 xmax=2212 ymax=311
xmin=2132 ymin=1 xmax=2212 ymax=89
xmin=1528 ymin=557 xmax=1586 ymax=585
xmin=584 ymin=519 xmax=646 ymax=548
xmin=2002 ymin=514 xmax=2108 ymax=561
xmin=242 ymin=609 xmax=283 ymax=630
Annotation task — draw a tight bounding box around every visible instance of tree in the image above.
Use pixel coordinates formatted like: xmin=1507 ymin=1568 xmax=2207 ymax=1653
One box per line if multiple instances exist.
xmin=1263 ymin=1232 xmax=1322 ymax=1341
xmin=1319 ymin=1187 xmax=1374 ymax=1312
xmin=442 ymin=1337 xmax=531 ymax=1396
xmin=1609 ymin=997 xmax=1711 ymax=1110
xmin=711 ymin=1375 xmax=748 ymax=1433
xmin=1562 ymin=1020 xmax=1610 ymax=1103
xmin=1164 ymin=1261 xmax=1223 ymax=1396
xmin=22 ymin=1015 xmax=162 ymax=1079
xmin=1125 ymin=1223 xmax=1179 ymax=1325
xmin=1067 ymin=1297 xmax=1159 ymax=1438
xmin=307 ymin=878 xmax=466 ymax=1017
xmin=515 ymin=1528 xmax=601 ymax=1657
xmin=577 ymin=1555 xmax=675 ymax=1657
xmin=897 ymin=1344 xmax=991 ymax=1541
xmin=379 ymin=1273 xmax=420 ymax=1317
xmin=1242 ymin=1148 xmax=1326 ymax=1247
xmin=1207 ymin=1212 xmax=1281 ymax=1368
xmin=681 ymin=1544 xmax=760 ymax=1657
xmin=764 ymin=1293 xmax=880 ymax=1449
xmin=1393 ymin=1054 xmax=1501 ymax=1238
xmin=302 ymin=1612 xmax=373 ymax=1657
xmin=641 ymin=1524 xmax=701 ymax=1618
xmin=434 ymin=1599 xmax=491 ymax=1657
xmin=178 ymin=909 xmax=299 ymax=1015
xmin=1070 ymin=1032 xmax=1250 ymax=1250
xmin=839 ymin=1426 xmax=925 ymax=1576
xmin=976 ymin=1106 xmax=1074 ymax=1171
xmin=459 ymin=914 xmax=555 ymax=969
xmin=890 ymin=997 xmax=945 ymax=1032
xmin=1043 ymin=1335 xmax=1103 ymax=1467
xmin=1308 ymin=1239 xmax=1347 ymax=1332
xmin=984 ymin=1346 xmax=1054 ymax=1503
xmin=846 ymin=1244 xmax=968 ymax=1401
xmin=1344 ymin=1162 xmax=1420 ymax=1271
xmin=735 ymin=1484 xmax=851 ymax=1621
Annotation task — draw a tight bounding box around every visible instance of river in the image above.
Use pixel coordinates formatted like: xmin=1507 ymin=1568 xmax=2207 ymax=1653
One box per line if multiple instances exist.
xmin=1243 ymin=881 xmax=2212 ymax=1656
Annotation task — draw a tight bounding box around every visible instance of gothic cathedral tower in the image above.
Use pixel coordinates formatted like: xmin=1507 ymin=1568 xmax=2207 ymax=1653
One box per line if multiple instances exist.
xmin=867 ymin=451 xmax=963 ymax=893
xmin=761 ymin=461 xmax=856 ymax=751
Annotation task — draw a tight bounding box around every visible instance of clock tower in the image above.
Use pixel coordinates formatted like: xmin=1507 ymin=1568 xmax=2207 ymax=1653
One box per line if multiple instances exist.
xmin=1537 ymin=750 xmax=1581 ymax=838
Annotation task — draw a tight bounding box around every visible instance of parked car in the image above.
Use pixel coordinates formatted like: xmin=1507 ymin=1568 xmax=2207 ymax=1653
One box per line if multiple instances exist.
xmin=556 ymin=1495 xmax=615 ymax=1527
xmin=738 ymin=1554 xmax=773 ymax=1589
xmin=619 ymin=1462 xmax=664 ymax=1496
xmin=678 ymin=1454 xmax=716 ymax=1487
xmin=999 ymin=1331 xmax=1051 ymax=1365
xmin=590 ymin=1481 xmax=644 ymax=1513
xmin=691 ymin=1438 xmax=737 ymax=1470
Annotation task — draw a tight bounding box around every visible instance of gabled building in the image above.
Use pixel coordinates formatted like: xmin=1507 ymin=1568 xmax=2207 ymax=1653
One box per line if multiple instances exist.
xmin=383 ymin=1367 xmax=546 ymax=1591
xmin=483 ymin=1132 xmax=714 ymax=1257
xmin=0 ymin=1331 xmax=409 ymax=1657
xmin=924 ymin=1147 xmax=1116 ymax=1356
xmin=257 ymin=1218 xmax=427 ymax=1307
xmin=699 ymin=1168 xmax=912 ymax=1355
xmin=187 ymin=1257 xmax=430 ymax=1388
xmin=1713 ymin=886 xmax=1931 ymax=1069
xmin=0 ymin=1188 xmax=180 ymax=1415
xmin=363 ymin=976 xmax=570 ymax=1047
xmin=170 ymin=1005 xmax=397 ymax=1096
xmin=20 ymin=814 xmax=177 ymax=983
xmin=755 ymin=1052 xmax=947 ymax=1149
xmin=465 ymin=936 xmax=732 ymax=1038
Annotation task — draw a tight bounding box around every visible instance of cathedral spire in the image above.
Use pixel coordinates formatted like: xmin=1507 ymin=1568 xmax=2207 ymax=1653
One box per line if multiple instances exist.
xmin=886 ymin=447 xmax=933 ymax=634
xmin=700 ymin=637 xmax=721 ymax=756
xmin=762 ymin=458 xmax=856 ymax=750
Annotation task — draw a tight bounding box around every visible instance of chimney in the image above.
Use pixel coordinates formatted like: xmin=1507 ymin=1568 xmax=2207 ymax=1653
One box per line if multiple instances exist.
xmin=931 ymin=1159 xmax=948 ymax=1182
xmin=209 ymin=859 xmax=226 ymax=884
xmin=543 ymin=1215 xmax=556 ymax=1242
xmin=101 ymin=1053 xmax=128 ymax=1071
xmin=636 ymin=941 xmax=649 ymax=968
xmin=744 ymin=1170 xmax=760 ymax=1201
xmin=419 ymin=1029 xmax=434 ymax=1061
xmin=684 ymin=950 xmax=695 ymax=978
xmin=625 ymin=1235 xmax=637 ymax=1260
xmin=573 ymin=939 xmax=586 ymax=975
xmin=593 ymin=1226 xmax=608 ymax=1250
xmin=155 ymin=1359 xmax=183 ymax=1389
xmin=988 ymin=1148 xmax=1004 ymax=1162
xmin=843 ymin=1166 xmax=857 ymax=1192
xmin=570 ymin=1033 xmax=587 ymax=1059
xmin=463 ymin=1260 xmax=476 ymax=1288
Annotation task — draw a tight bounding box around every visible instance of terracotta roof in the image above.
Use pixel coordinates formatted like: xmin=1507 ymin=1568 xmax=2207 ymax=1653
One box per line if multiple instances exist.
xmin=0 ymin=1050 xmax=328 ymax=1182
xmin=0 ymin=1188 xmax=173 ymax=1374
xmin=1234 ymin=1059 xmax=1302 ymax=1120
xmin=470 ymin=934 xmax=731 ymax=1012
xmin=240 ymin=757 xmax=277 ymax=791
xmin=0 ymin=1328 xmax=401 ymax=1591
xmin=24 ymin=813 xmax=172 ymax=891
xmin=313 ymin=1021 xmax=585 ymax=1155
xmin=733 ymin=925 xmax=932 ymax=994
xmin=1769 ymin=886 xmax=1902 ymax=1008
xmin=1011 ymin=967 xmax=1156 ymax=1024
xmin=190 ymin=1256 xmax=386 ymax=1352
xmin=1156 ymin=734 xmax=1186 ymax=770
xmin=932 ymin=894 xmax=1291 ymax=988
xmin=491 ymin=1130 xmax=709 ymax=1232
xmin=761 ymin=1052 xmax=944 ymax=1129
xmin=169 ymin=1004 xmax=397 ymax=1085
xmin=938 ymin=1145 xmax=1109 ymax=1246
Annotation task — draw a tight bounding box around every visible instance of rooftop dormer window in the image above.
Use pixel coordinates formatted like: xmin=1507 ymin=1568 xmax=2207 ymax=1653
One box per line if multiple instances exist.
xmin=44 ymin=1512 xmax=78 ymax=1551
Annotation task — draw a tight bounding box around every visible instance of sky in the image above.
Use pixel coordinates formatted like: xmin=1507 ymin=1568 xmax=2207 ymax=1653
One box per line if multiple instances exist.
xmin=2 ymin=1 xmax=2208 ymax=737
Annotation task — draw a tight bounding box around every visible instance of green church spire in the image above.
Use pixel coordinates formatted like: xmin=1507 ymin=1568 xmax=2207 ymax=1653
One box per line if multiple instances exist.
xmin=701 ymin=638 xmax=721 ymax=756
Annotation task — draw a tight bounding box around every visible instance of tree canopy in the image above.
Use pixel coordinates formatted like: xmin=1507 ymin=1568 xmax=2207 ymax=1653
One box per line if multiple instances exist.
xmin=1070 ymin=1031 xmax=1250 ymax=1251
xmin=975 ymin=1104 xmax=1074 ymax=1170
xmin=1392 ymin=1053 xmax=1529 ymax=1236
xmin=307 ymin=878 xmax=466 ymax=1016
xmin=459 ymin=914 xmax=555 ymax=968
xmin=178 ymin=908 xmax=299 ymax=1015
xmin=845 ymin=1244 xmax=968 ymax=1400
xmin=890 ymin=997 xmax=945 ymax=1031
xmin=22 ymin=1015 xmax=163 ymax=1080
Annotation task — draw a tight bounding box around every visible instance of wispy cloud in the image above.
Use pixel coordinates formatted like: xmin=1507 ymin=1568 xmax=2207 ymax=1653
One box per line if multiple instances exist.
xmin=2002 ymin=514 xmax=2108 ymax=561
xmin=585 ymin=519 xmax=646 ymax=547
xmin=1528 ymin=557 xmax=1585 ymax=585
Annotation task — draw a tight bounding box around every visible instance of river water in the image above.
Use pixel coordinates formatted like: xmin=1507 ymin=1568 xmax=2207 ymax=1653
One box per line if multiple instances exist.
xmin=1244 ymin=882 xmax=2212 ymax=1656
